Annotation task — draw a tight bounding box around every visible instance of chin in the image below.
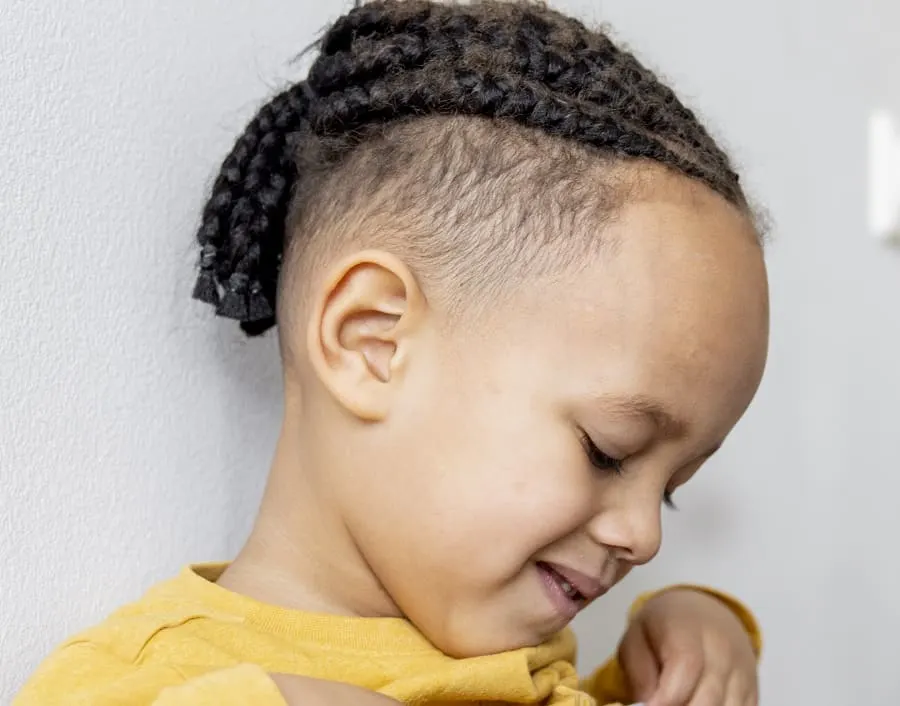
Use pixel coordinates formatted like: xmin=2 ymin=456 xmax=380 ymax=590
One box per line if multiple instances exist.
xmin=425 ymin=623 xmax=547 ymax=659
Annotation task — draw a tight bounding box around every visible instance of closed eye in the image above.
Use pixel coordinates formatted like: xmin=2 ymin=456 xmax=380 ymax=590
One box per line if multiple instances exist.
xmin=580 ymin=431 xmax=679 ymax=511
xmin=579 ymin=431 xmax=624 ymax=475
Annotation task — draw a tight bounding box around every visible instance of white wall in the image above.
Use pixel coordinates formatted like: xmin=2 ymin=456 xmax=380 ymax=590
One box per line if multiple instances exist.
xmin=1 ymin=1 xmax=898 ymax=703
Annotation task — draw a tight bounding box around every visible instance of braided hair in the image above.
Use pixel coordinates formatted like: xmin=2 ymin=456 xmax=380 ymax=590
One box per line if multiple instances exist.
xmin=193 ymin=0 xmax=751 ymax=337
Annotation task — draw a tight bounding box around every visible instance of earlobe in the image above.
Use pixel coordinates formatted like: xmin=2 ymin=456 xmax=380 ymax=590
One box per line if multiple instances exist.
xmin=307 ymin=250 xmax=424 ymax=421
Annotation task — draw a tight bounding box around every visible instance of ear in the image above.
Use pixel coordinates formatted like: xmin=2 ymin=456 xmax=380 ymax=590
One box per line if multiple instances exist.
xmin=307 ymin=250 xmax=426 ymax=422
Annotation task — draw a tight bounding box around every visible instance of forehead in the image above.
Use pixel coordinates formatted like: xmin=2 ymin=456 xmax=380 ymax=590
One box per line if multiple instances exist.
xmin=519 ymin=176 xmax=769 ymax=438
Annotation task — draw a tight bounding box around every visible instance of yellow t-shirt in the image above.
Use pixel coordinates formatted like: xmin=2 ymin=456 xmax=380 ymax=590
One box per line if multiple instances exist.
xmin=15 ymin=564 xmax=761 ymax=706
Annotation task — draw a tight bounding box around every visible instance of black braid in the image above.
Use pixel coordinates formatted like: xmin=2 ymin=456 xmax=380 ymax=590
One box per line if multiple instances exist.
xmin=193 ymin=0 xmax=749 ymax=337
xmin=193 ymin=81 xmax=314 ymax=334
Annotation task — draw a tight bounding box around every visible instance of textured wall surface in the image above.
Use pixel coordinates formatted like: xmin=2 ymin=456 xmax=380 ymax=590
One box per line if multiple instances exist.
xmin=2 ymin=0 xmax=899 ymax=703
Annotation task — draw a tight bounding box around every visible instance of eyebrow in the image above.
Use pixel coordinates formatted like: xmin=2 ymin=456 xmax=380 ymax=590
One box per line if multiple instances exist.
xmin=595 ymin=394 xmax=723 ymax=459
xmin=599 ymin=394 xmax=685 ymax=432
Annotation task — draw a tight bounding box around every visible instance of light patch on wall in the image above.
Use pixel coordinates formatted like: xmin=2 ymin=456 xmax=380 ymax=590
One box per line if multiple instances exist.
xmin=868 ymin=109 xmax=900 ymax=244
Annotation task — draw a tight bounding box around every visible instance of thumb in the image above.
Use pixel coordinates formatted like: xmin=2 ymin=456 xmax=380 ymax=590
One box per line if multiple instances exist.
xmin=618 ymin=621 xmax=660 ymax=702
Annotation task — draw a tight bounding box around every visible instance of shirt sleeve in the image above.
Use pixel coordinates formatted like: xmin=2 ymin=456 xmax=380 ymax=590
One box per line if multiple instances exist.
xmin=580 ymin=584 xmax=763 ymax=705
xmin=14 ymin=642 xmax=287 ymax=706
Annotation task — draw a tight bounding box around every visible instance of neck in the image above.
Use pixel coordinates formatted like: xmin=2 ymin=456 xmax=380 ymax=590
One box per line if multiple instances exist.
xmin=218 ymin=411 xmax=400 ymax=619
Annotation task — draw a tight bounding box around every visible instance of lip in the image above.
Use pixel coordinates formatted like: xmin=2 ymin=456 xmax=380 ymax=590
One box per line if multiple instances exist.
xmin=536 ymin=561 xmax=611 ymax=623
xmin=537 ymin=563 xmax=580 ymax=622
xmin=541 ymin=561 xmax=610 ymax=603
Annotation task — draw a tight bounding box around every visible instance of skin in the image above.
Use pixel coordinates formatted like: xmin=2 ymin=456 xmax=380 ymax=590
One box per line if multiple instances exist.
xmin=269 ymin=675 xmax=402 ymax=706
xmin=624 ymin=588 xmax=759 ymax=706
xmin=218 ymin=168 xmax=769 ymax=706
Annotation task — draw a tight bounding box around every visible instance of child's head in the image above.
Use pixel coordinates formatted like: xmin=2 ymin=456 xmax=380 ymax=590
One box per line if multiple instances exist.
xmin=195 ymin=0 xmax=768 ymax=658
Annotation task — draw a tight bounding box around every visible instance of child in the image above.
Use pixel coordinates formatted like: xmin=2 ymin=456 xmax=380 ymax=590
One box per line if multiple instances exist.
xmin=16 ymin=1 xmax=768 ymax=705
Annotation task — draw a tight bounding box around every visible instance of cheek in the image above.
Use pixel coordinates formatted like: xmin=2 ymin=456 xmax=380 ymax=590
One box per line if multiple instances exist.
xmin=360 ymin=335 xmax=599 ymax=584
xmin=393 ymin=380 xmax=596 ymax=571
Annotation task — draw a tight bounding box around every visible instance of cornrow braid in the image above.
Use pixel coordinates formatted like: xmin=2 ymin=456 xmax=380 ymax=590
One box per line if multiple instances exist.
xmin=193 ymin=0 xmax=748 ymax=336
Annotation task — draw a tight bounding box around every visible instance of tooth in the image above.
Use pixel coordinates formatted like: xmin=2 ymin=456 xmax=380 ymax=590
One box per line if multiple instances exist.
xmin=561 ymin=581 xmax=573 ymax=594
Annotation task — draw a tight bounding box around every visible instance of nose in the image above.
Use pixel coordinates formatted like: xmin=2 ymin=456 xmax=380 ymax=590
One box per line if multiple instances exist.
xmin=586 ymin=498 xmax=662 ymax=565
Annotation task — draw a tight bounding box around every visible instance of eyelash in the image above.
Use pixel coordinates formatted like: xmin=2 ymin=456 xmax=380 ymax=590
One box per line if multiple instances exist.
xmin=579 ymin=431 xmax=678 ymax=511
xmin=579 ymin=431 xmax=624 ymax=474
xmin=663 ymin=491 xmax=678 ymax=511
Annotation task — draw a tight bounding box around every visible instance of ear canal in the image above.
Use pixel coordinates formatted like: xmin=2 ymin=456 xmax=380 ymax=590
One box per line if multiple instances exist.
xmin=363 ymin=345 xmax=395 ymax=383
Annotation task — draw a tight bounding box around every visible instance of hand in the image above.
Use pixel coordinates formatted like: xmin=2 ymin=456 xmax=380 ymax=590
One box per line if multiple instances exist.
xmin=617 ymin=589 xmax=758 ymax=706
xmin=270 ymin=674 xmax=402 ymax=706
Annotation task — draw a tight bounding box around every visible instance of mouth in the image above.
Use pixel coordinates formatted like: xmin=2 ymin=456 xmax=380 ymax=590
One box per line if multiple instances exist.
xmin=536 ymin=561 xmax=609 ymax=622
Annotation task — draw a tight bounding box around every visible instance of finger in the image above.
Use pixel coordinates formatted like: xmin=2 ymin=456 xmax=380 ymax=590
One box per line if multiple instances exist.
xmin=618 ymin=620 xmax=660 ymax=702
xmin=715 ymin=664 xmax=758 ymax=706
xmin=744 ymin=682 xmax=759 ymax=706
xmin=727 ymin=672 xmax=758 ymax=706
xmin=683 ymin=676 xmax=726 ymax=706
xmin=645 ymin=649 xmax=704 ymax=706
